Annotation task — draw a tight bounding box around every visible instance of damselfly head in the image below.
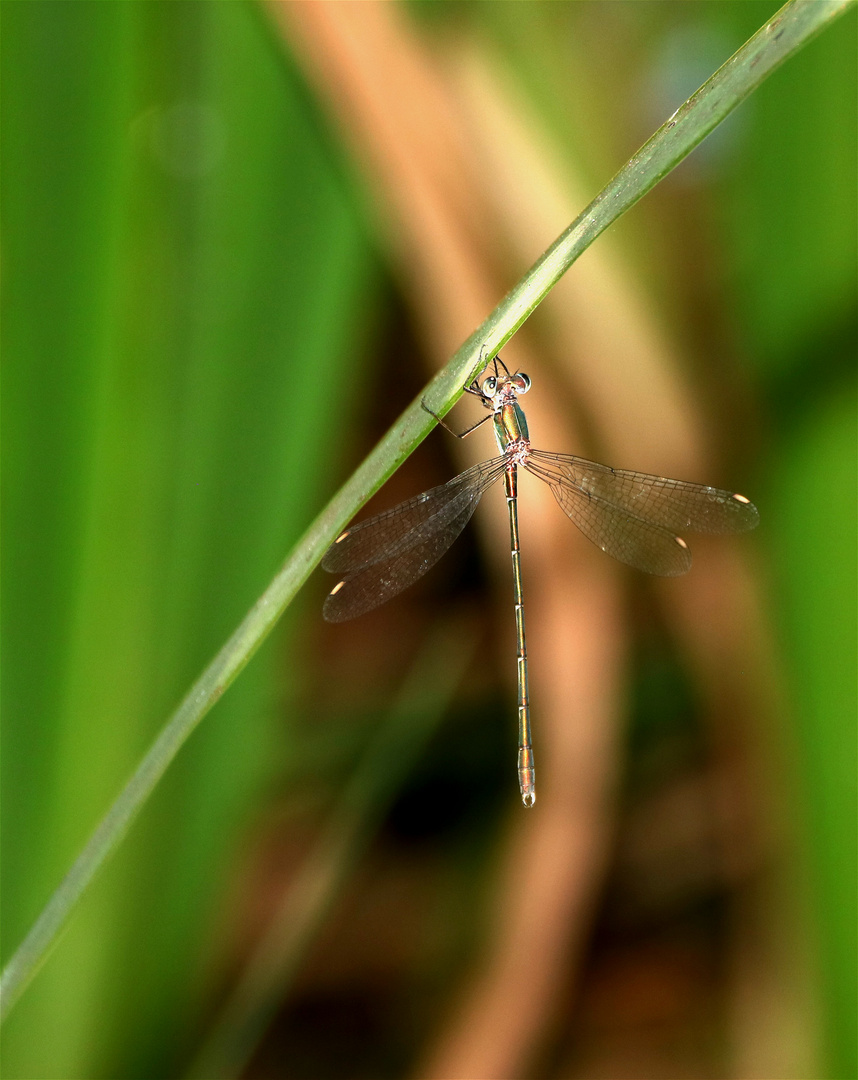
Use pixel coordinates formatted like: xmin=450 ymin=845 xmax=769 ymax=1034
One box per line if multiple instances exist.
xmin=480 ymin=370 xmax=531 ymax=401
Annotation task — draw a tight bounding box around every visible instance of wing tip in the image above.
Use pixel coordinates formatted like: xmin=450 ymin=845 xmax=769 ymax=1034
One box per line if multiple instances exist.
xmin=732 ymin=492 xmax=760 ymax=530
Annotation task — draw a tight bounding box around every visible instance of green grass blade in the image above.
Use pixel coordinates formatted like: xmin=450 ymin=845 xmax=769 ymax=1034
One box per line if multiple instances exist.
xmin=1 ymin=0 xmax=851 ymax=1024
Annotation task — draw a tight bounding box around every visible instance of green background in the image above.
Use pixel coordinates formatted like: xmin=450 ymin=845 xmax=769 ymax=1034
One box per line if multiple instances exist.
xmin=2 ymin=2 xmax=855 ymax=1078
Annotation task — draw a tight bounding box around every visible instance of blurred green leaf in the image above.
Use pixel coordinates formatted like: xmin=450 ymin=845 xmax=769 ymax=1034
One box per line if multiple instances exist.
xmin=2 ymin=2 xmax=376 ymax=1075
xmin=770 ymin=387 xmax=858 ymax=1080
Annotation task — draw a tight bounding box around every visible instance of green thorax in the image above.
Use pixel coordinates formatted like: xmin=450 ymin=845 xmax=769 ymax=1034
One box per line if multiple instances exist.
xmin=492 ymin=398 xmax=530 ymax=453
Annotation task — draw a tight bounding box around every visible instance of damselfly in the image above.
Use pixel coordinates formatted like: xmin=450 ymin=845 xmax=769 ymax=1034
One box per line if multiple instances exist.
xmin=323 ymin=357 xmax=759 ymax=806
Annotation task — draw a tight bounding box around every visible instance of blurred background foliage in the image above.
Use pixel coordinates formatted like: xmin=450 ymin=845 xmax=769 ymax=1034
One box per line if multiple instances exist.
xmin=1 ymin=2 xmax=854 ymax=1079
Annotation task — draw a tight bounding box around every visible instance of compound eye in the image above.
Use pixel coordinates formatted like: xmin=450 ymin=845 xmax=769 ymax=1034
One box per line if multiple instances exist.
xmin=513 ymin=373 xmax=531 ymax=394
xmin=482 ymin=376 xmax=498 ymax=395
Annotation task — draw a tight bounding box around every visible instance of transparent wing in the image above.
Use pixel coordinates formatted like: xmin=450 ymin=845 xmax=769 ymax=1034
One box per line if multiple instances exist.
xmin=323 ymin=456 xmax=507 ymax=621
xmin=525 ymin=449 xmax=759 ymax=577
